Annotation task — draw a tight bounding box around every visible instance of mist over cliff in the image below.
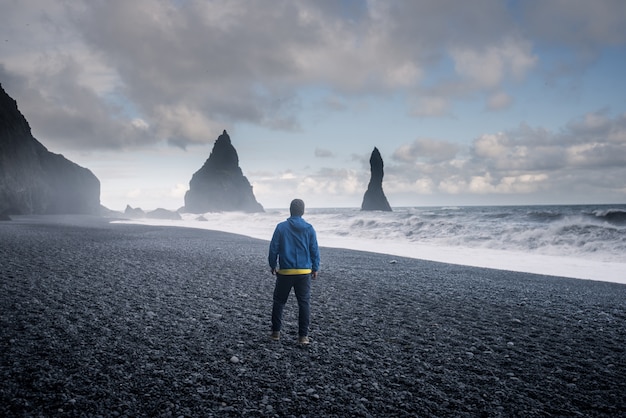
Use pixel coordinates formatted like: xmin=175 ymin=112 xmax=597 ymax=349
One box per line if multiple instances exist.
xmin=0 ymin=84 xmax=100 ymax=216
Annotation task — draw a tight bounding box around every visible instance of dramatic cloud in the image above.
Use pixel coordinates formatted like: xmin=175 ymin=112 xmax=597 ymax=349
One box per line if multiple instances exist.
xmin=0 ymin=0 xmax=553 ymax=150
xmin=472 ymin=111 xmax=626 ymax=172
xmin=388 ymin=110 xmax=626 ymax=200
xmin=519 ymin=0 xmax=626 ymax=46
xmin=297 ymin=168 xmax=363 ymax=197
xmin=1 ymin=0 xmax=625 ymax=208
xmin=450 ymin=37 xmax=537 ymax=89
xmin=393 ymin=138 xmax=461 ymax=164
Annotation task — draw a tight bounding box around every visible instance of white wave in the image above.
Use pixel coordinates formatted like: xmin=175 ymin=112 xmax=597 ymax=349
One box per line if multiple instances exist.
xmin=114 ymin=206 xmax=626 ymax=285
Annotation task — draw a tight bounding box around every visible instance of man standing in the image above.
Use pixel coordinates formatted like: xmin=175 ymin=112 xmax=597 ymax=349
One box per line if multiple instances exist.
xmin=268 ymin=199 xmax=320 ymax=345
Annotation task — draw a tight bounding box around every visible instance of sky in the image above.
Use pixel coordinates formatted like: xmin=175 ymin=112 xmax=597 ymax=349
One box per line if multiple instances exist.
xmin=1 ymin=0 xmax=626 ymax=211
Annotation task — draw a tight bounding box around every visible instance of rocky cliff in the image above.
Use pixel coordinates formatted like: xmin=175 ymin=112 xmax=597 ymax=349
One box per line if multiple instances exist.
xmin=183 ymin=130 xmax=264 ymax=213
xmin=0 ymin=84 xmax=101 ymax=215
xmin=361 ymin=147 xmax=392 ymax=211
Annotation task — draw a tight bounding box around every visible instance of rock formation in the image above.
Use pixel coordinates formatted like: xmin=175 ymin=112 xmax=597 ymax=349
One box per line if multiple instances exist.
xmin=0 ymin=84 xmax=101 ymax=215
xmin=183 ymin=130 xmax=264 ymax=213
xmin=124 ymin=205 xmax=146 ymax=219
xmin=146 ymin=208 xmax=182 ymax=220
xmin=361 ymin=147 xmax=392 ymax=211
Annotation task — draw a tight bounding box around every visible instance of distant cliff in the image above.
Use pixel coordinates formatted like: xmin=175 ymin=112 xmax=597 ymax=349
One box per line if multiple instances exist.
xmin=0 ymin=84 xmax=101 ymax=215
xmin=361 ymin=147 xmax=392 ymax=211
xmin=183 ymin=130 xmax=264 ymax=213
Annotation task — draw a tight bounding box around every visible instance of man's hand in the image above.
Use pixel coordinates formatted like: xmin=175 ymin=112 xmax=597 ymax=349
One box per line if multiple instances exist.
xmin=312 ymin=271 xmax=318 ymax=279
xmin=271 ymin=268 xmax=277 ymax=275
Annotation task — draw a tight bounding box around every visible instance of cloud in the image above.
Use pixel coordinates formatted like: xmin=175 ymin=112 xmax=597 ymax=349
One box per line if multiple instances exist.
xmin=384 ymin=175 xmax=435 ymax=195
xmin=315 ymin=148 xmax=334 ymax=158
xmin=388 ymin=110 xmax=626 ymax=199
xmin=0 ymin=0 xmax=549 ymax=152
xmin=520 ymin=0 xmax=626 ymax=47
xmin=467 ymin=172 xmax=550 ymax=194
xmin=0 ymin=64 xmax=154 ymax=151
xmin=393 ymin=138 xmax=461 ymax=163
xmin=410 ymin=96 xmax=452 ymax=118
xmin=516 ymin=0 xmax=626 ymax=88
xmin=407 ymin=37 xmax=536 ymax=116
xmin=320 ymin=95 xmax=348 ymax=112
xmin=472 ymin=110 xmax=626 ymax=171
xmin=2 ymin=0 xmax=625 ymax=208
xmin=412 ymin=169 xmax=551 ymax=197
xmin=250 ymin=166 xmax=367 ymax=208
xmin=297 ymin=168 xmax=364 ymax=197
xmin=472 ymin=133 xmax=513 ymax=161
xmin=486 ymin=91 xmax=513 ymax=111
xmin=170 ymin=183 xmax=188 ymax=198
xmin=126 ymin=189 xmax=142 ymax=199
xmin=153 ymin=105 xmax=222 ymax=149
xmin=451 ymin=37 xmax=537 ymax=88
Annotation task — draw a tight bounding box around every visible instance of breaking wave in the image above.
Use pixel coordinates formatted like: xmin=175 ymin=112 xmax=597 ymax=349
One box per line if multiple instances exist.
xmin=117 ymin=204 xmax=626 ymax=284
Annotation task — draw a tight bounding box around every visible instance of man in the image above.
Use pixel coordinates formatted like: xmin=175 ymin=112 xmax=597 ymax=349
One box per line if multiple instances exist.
xmin=268 ymin=199 xmax=320 ymax=345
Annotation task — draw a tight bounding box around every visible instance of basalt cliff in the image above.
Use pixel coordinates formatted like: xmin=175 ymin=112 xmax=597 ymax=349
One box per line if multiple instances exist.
xmin=0 ymin=84 xmax=101 ymax=216
xmin=183 ymin=130 xmax=263 ymax=213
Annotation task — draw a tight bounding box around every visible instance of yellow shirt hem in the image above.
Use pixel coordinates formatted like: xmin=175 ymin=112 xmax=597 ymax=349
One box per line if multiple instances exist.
xmin=277 ymin=268 xmax=312 ymax=275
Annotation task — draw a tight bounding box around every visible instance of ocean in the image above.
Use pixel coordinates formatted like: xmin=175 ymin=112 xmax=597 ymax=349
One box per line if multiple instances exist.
xmin=117 ymin=204 xmax=626 ymax=284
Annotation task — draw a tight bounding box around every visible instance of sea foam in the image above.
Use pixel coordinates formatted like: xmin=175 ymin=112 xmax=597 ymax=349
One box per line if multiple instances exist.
xmin=115 ymin=205 xmax=626 ymax=285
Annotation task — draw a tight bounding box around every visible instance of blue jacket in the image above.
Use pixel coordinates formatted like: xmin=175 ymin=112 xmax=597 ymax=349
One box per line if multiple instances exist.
xmin=268 ymin=216 xmax=320 ymax=274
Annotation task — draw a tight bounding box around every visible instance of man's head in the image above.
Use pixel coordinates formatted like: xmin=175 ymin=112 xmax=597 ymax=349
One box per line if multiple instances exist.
xmin=290 ymin=199 xmax=305 ymax=217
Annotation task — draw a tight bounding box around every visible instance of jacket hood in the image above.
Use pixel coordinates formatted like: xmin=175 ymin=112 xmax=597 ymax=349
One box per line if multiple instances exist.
xmin=287 ymin=216 xmax=309 ymax=231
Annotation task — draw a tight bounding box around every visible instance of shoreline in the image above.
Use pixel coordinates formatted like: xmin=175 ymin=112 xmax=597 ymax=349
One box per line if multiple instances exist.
xmin=111 ymin=216 xmax=626 ymax=285
xmin=2 ymin=216 xmax=625 ymax=416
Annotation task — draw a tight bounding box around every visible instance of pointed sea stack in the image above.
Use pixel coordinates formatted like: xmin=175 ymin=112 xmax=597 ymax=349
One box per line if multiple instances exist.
xmin=0 ymin=84 xmax=101 ymax=215
xmin=361 ymin=147 xmax=392 ymax=211
xmin=183 ymin=130 xmax=264 ymax=213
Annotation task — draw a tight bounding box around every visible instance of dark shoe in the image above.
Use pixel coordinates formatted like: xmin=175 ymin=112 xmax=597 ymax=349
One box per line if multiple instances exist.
xmin=270 ymin=331 xmax=280 ymax=341
xmin=298 ymin=336 xmax=310 ymax=345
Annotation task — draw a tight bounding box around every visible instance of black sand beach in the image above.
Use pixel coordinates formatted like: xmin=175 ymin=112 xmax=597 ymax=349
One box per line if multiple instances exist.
xmin=1 ymin=216 xmax=625 ymax=417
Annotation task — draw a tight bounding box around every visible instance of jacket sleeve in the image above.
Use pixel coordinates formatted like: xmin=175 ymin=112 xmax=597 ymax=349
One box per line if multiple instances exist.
xmin=309 ymin=227 xmax=320 ymax=272
xmin=268 ymin=226 xmax=281 ymax=269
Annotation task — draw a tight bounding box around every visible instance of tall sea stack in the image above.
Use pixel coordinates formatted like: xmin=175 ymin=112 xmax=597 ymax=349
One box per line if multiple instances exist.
xmin=0 ymin=84 xmax=101 ymax=215
xmin=183 ymin=130 xmax=264 ymax=213
xmin=361 ymin=147 xmax=392 ymax=211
